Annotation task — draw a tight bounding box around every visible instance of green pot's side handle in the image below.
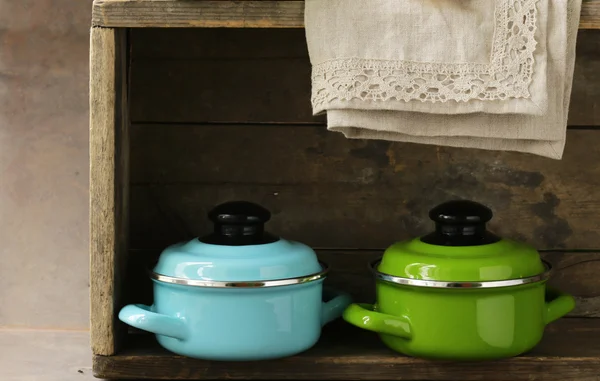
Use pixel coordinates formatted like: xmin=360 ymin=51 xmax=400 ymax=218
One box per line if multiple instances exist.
xmin=119 ymin=304 xmax=188 ymax=340
xmin=544 ymin=287 xmax=576 ymax=325
xmin=343 ymin=303 xmax=411 ymax=339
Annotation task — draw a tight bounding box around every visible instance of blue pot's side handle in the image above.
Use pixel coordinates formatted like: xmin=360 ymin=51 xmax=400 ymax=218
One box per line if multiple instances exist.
xmin=321 ymin=287 xmax=353 ymax=326
xmin=118 ymin=304 xmax=188 ymax=340
xmin=343 ymin=303 xmax=412 ymax=339
xmin=544 ymin=287 xmax=576 ymax=325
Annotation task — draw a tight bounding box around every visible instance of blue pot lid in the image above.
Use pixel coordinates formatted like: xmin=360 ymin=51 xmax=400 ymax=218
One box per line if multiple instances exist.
xmin=152 ymin=201 xmax=322 ymax=282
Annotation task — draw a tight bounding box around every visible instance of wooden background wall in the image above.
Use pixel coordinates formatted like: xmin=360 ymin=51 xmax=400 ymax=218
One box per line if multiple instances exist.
xmin=126 ymin=28 xmax=600 ymax=318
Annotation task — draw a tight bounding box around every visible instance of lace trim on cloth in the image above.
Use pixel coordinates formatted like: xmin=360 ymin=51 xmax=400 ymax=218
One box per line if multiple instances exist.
xmin=311 ymin=0 xmax=539 ymax=110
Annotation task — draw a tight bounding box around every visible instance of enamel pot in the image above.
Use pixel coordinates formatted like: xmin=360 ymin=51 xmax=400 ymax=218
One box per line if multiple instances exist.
xmin=118 ymin=201 xmax=352 ymax=361
xmin=343 ymin=200 xmax=575 ymax=361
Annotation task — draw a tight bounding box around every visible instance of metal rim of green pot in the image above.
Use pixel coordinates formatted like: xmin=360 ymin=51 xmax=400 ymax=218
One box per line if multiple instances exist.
xmin=369 ymin=259 xmax=552 ymax=289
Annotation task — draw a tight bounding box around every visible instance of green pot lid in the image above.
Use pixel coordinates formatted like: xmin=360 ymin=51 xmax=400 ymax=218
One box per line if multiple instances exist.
xmin=377 ymin=200 xmax=546 ymax=282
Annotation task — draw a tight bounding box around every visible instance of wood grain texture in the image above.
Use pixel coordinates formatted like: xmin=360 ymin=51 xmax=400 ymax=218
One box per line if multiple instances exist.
xmin=124 ymin=249 xmax=600 ymax=318
xmin=128 ymin=29 xmax=600 ymax=125
xmin=581 ymin=0 xmax=600 ymax=29
xmin=129 ymin=124 xmax=600 ymax=251
xmin=89 ymin=27 xmax=130 ymax=356
xmin=93 ymin=318 xmax=600 ymax=380
xmin=93 ymin=0 xmax=304 ymax=28
xmin=93 ymin=0 xmax=600 ymax=29
xmin=130 ymin=27 xmax=309 ymax=59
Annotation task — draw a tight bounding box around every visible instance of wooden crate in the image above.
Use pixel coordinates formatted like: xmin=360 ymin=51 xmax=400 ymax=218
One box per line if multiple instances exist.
xmin=90 ymin=1 xmax=600 ymax=379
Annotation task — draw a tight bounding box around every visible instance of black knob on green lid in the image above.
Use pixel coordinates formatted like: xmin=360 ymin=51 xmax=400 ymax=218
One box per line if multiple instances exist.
xmin=429 ymin=200 xmax=494 ymax=225
xmin=421 ymin=200 xmax=501 ymax=247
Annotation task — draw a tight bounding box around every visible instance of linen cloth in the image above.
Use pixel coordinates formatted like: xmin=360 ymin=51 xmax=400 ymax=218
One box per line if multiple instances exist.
xmin=304 ymin=0 xmax=582 ymax=159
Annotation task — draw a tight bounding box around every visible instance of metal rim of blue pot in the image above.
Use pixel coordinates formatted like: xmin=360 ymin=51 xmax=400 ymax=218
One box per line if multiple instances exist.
xmin=148 ymin=261 xmax=330 ymax=288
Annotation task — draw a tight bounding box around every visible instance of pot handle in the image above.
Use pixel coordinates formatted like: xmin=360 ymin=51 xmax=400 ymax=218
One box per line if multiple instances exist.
xmin=343 ymin=303 xmax=411 ymax=339
xmin=321 ymin=287 xmax=353 ymax=326
xmin=544 ymin=287 xmax=576 ymax=325
xmin=118 ymin=304 xmax=188 ymax=340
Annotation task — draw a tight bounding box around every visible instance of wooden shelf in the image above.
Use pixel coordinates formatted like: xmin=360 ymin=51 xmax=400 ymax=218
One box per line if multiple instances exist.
xmin=94 ymin=318 xmax=600 ymax=380
xmin=92 ymin=0 xmax=600 ymax=29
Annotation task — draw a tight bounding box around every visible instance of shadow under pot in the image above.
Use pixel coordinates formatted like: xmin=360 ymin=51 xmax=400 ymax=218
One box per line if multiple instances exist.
xmin=119 ymin=201 xmax=352 ymax=361
xmin=343 ymin=200 xmax=575 ymax=361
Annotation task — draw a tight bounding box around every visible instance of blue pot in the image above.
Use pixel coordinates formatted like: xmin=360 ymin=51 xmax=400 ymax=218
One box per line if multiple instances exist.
xmin=118 ymin=201 xmax=352 ymax=361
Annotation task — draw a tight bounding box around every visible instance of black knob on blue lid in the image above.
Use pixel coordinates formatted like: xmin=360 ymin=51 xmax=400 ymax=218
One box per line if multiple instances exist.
xmin=201 ymin=201 xmax=279 ymax=246
xmin=208 ymin=200 xmax=271 ymax=225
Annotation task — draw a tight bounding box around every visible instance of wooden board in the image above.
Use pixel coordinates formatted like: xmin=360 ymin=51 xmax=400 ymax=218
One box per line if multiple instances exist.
xmin=89 ymin=27 xmax=130 ymax=356
xmin=94 ymin=318 xmax=600 ymax=380
xmin=128 ymin=29 xmax=600 ymax=126
xmin=92 ymin=0 xmax=600 ymax=29
xmin=130 ymin=58 xmax=316 ymax=124
xmin=130 ymin=28 xmax=309 ymax=59
xmin=581 ymin=0 xmax=600 ymax=29
xmin=129 ymin=125 xmax=600 ymax=251
xmin=124 ymin=249 xmax=600 ymax=318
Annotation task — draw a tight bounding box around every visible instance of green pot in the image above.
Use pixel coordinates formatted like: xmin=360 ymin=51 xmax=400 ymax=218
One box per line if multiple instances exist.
xmin=343 ymin=200 xmax=575 ymax=361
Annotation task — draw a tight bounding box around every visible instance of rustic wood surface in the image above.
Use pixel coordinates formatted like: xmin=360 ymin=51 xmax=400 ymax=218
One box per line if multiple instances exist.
xmin=89 ymin=27 xmax=130 ymax=357
xmin=124 ymin=249 xmax=600 ymax=318
xmin=128 ymin=125 xmax=600 ymax=251
xmin=92 ymin=0 xmax=600 ymax=29
xmin=89 ymin=3 xmax=600 ymax=380
xmin=581 ymin=0 xmax=600 ymax=29
xmin=94 ymin=318 xmax=600 ymax=380
xmin=129 ymin=29 xmax=600 ymax=126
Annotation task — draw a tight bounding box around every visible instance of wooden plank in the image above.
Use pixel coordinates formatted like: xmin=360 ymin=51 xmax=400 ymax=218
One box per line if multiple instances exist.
xmin=89 ymin=27 xmax=130 ymax=356
xmin=93 ymin=0 xmax=305 ymax=28
xmin=94 ymin=318 xmax=600 ymax=380
xmin=124 ymin=249 xmax=600 ymax=318
xmin=581 ymin=0 xmax=600 ymax=29
xmin=93 ymin=0 xmax=600 ymax=29
xmin=129 ymin=29 xmax=600 ymax=125
xmin=130 ymin=28 xmax=308 ymax=59
xmin=130 ymin=58 xmax=318 ymax=124
xmin=571 ymin=30 xmax=600 ymax=125
xmin=129 ymin=125 xmax=600 ymax=251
